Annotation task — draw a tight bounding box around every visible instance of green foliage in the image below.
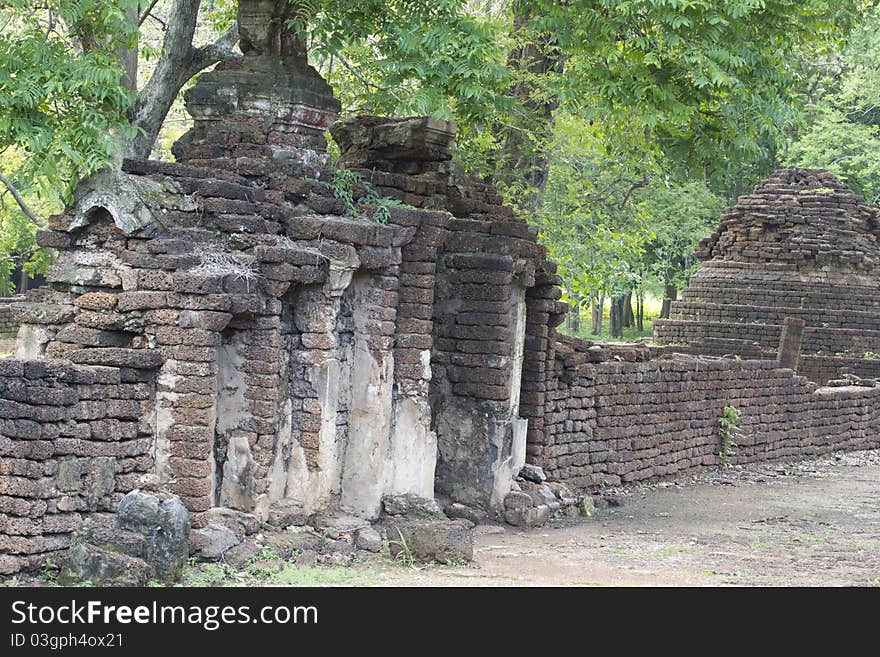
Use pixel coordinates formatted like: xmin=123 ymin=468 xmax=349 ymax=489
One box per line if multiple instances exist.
xmin=1 ymin=0 xmax=874 ymax=310
xmin=717 ymin=404 xmax=742 ymax=468
xmin=180 ymin=562 xmax=236 ymax=586
xmin=640 ymin=180 xmax=725 ymax=293
xmin=0 ymin=150 xmax=60 ymax=292
xmin=0 ymin=1 xmax=137 ymax=289
xmin=784 ymin=8 xmax=880 ymax=204
xmin=325 ymin=167 xmax=411 ymax=224
xmin=0 ymin=1 xmax=138 ymax=200
xmin=786 ymin=112 xmax=880 ymax=203
xmin=326 ymin=167 xmax=361 ymax=216
xmin=389 ymin=528 xmax=416 ymax=569
xmin=543 ymin=0 xmax=861 ymax=161
xmin=565 ymin=316 xmax=656 ymax=343
xmin=306 ymin=1 xmax=512 ymax=118
xmin=535 ymin=114 xmax=654 ymax=306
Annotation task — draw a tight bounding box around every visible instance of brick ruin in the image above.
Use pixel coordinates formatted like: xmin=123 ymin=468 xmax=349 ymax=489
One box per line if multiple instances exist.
xmin=0 ymin=296 xmax=22 ymax=353
xmin=654 ymin=167 xmax=880 ymax=384
xmin=1 ymin=7 xmax=878 ymax=576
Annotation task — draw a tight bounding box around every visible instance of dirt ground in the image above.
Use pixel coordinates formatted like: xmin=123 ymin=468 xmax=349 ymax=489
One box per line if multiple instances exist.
xmin=362 ymin=450 xmax=880 ymax=587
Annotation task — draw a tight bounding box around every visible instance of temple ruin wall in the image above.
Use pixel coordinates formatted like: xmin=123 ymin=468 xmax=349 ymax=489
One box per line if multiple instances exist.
xmin=1 ymin=19 xmax=878 ymax=576
xmin=530 ymin=338 xmax=880 ymax=488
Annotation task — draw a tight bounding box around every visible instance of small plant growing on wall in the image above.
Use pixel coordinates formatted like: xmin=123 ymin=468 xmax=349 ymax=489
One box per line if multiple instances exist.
xmin=717 ymin=405 xmax=742 ymax=468
xmin=325 ymin=167 xmax=411 ymax=224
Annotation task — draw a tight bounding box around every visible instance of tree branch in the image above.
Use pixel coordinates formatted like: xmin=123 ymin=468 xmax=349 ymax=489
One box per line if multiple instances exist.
xmin=126 ymin=0 xmax=240 ymax=159
xmin=334 ymin=52 xmax=402 ymax=102
xmin=618 ymin=172 xmax=650 ymax=210
xmin=0 ymin=172 xmax=40 ymax=223
xmin=138 ymin=0 xmax=162 ymax=27
xmin=186 ymin=23 xmax=240 ymax=79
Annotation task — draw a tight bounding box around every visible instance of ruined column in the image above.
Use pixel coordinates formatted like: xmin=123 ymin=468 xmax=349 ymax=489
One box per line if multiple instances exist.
xmin=174 ymin=0 xmax=340 ymax=166
xmin=778 ymin=317 xmax=806 ymax=371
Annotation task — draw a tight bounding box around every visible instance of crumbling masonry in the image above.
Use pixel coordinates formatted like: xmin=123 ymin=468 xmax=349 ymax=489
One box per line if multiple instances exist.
xmin=1 ymin=10 xmax=878 ymax=575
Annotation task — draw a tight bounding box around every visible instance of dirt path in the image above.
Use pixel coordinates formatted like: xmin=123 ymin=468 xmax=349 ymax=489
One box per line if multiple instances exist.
xmin=362 ymin=451 xmax=880 ymax=586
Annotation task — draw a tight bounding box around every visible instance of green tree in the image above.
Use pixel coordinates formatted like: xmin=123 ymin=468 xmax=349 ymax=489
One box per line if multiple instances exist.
xmin=493 ymin=1 xmax=863 ymax=198
xmin=639 ymin=179 xmax=724 ymax=318
xmin=0 ymin=0 xmax=872 ymax=298
xmin=784 ymin=7 xmax=880 ymax=203
xmin=536 ymin=113 xmax=653 ymax=336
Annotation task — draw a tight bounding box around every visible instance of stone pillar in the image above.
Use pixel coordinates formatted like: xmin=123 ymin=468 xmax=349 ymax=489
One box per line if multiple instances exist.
xmin=777 ymin=317 xmax=806 ymax=371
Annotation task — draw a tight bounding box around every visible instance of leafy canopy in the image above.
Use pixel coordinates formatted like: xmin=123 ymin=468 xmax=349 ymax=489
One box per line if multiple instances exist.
xmin=784 ymin=6 xmax=880 ymax=204
xmin=0 ymin=1 xmax=138 ymax=200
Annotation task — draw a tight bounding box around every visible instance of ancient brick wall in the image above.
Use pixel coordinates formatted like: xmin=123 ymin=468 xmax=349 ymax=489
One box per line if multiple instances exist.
xmin=0 ymin=296 xmax=22 ymax=352
xmin=532 ymin=336 xmax=880 ymax=489
xmin=0 ymin=360 xmax=155 ymax=574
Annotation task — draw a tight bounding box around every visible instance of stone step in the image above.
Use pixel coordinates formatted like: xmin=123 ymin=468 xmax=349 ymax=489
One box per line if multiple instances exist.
xmin=668 ymin=301 xmax=880 ymax=332
xmin=654 ymin=319 xmax=880 ymax=356
xmin=680 ymin=285 xmax=880 ymax=311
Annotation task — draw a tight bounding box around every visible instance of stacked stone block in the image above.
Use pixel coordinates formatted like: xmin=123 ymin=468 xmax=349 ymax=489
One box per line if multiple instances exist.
xmin=536 ymin=341 xmax=880 ymax=489
xmin=330 ymin=115 xmax=558 ymax=509
xmin=0 ymin=359 xmax=155 ymax=574
xmin=0 ymin=296 xmax=22 ymax=352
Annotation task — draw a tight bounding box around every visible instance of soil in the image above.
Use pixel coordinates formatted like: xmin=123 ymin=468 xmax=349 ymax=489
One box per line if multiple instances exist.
xmin=360 ymin=450 xmax=880 ymax=587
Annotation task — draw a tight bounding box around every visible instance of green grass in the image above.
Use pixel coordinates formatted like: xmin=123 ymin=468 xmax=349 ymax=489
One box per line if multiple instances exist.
xmin=178 ymin=560 xmax=378 ymax=587
xmin=560 ymin=317 xmax=655 ymax=343
xmin=266 ymin=564 xmax=377 ymax=587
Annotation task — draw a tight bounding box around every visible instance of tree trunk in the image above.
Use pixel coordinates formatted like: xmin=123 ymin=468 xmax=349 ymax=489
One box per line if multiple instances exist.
xmin=610 ymin=296 xmax=624 ymax=339
xmin=120 ymin=5 xmax=138 ymax=92
xmin=496 ymin=2 xmax=564 ymax=210
xmin=565 ymin=300 xmax=580 ymax=333
xmin=661 ymin=283 xmax=677 ymax=319
xmin=636 ymin=292 xmax=644 ymax=332
xmin=591 ymin=292 xmax=604 ymax=335
xmin=18 ymin=263 xmax=27 ymax=294
xmin=622 ymin=291 xmax=634 ymax=328
xmin=125 ymin=0 xmax=239 ymax=159
xmin=569 ymin=296 xmax=580 ymax=333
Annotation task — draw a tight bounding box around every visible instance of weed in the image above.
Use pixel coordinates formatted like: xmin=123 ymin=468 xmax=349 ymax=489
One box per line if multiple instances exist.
xmin=39 ymin=557 xmax=59 ymax=583
xmin=265 ymin=564 xmax=377 ymax=587
xmin=247 ymin=545 xmax=280 ymax=564
xmin=389 ymin=528 xmax=416 ymax=569
xmin=717 ymin=404 xmax=742 ymax=468
xmin=181 ymin=562 xmax=235 ymax=587
xmin=325 ymin=167 xmax=413 ymax=224
xmin=443 ymin=558 xmax=471 ymax=568
xmin=326 ymin=168 xmax=361 ymax=216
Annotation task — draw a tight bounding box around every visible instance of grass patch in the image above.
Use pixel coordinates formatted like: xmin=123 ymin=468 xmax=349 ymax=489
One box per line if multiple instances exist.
xmin=180 ymin=563 xmax=236 ymax=587
xmin=179 ymin=559 xmax=377 ymax=587
xmin=560 ymin=317 xmax=656 ymax=343
xmin=266 ymin=564 xmax=377 ymax=587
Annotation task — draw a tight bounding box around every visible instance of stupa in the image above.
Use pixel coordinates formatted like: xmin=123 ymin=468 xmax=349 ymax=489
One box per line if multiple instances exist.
xmin=653 ymin=167 xmax=880 ymax=384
